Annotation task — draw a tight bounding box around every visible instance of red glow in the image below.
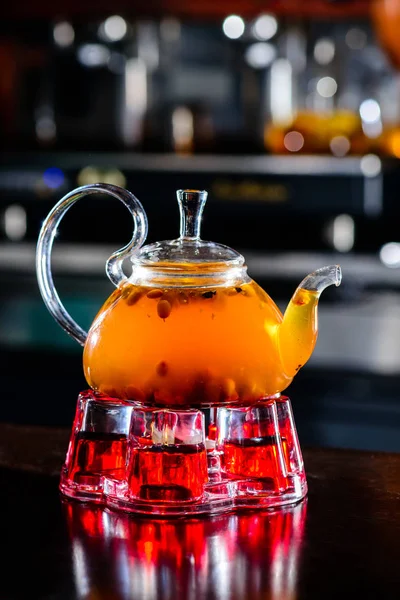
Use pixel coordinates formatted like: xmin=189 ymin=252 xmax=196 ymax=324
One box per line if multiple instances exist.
xmin=63 ymin=498 xmax=307 ymax=597
xmin=223 ymin=438 xmax=287 ymax=489
xmin=67 ymin=432 xmax=127 ymax=484
xmin=64 ymin=502 xmax=105 ymax=538
xmin=208 ymin=422 xmax=217 ymax=441
xmin=128 ymin=443 xmax=208 ymax=501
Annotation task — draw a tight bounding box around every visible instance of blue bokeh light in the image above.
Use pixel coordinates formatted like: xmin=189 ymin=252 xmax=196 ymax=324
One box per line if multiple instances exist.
xmin=43 ymin=167 xmax=65 ymax=189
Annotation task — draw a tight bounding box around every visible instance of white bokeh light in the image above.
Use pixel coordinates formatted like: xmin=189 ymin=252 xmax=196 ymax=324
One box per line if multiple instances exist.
xmin=77 ymin=44 xmax=110 ymax=67
xmin=359 ymin=99 xmax=381 ymax=124
xmin=35 ymin=116 xmax=56 ymax=142
xmin=53 ymin=22 xmax=75 ymax=47
xmin=332 ymin=214 xmax=355 ymax=252
xmin=103 ymin=15 xmax=127 ymax=42
xmin=316 ymin=76 xmax=337 ymax=98
xmin=360 ymin=154 xmax=381 ymax=177
xmin=252 ymin=14 xmax=278 ymax=41
xmin=380 ymin=242 xmax=400 ymax=268
xmin=245 ymin=42 xmax=276 ymax=68
xmin=4 ymin=205 xmax=27 ymax=241
xmin=222 ymin=15 xmax=245 ymax=40
xmin=314 ymin=38 xmax=335 ymax=65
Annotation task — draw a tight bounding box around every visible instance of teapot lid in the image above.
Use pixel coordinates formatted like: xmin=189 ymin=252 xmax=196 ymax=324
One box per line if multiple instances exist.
xmin=131 ymin=190 xmax=244 ymax=273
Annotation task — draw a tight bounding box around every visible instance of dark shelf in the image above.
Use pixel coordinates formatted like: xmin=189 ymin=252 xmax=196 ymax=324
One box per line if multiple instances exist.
xmin=0 ymin=0 xmax=371 ymax=20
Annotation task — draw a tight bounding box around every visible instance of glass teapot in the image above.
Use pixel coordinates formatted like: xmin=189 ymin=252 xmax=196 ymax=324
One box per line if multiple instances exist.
xmin=36 ymin=184 xmax=341 ymax=407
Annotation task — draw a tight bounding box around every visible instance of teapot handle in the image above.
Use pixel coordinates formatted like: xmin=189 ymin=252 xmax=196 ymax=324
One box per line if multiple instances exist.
xmin=36 ymin=183 xmax=148 ymax=346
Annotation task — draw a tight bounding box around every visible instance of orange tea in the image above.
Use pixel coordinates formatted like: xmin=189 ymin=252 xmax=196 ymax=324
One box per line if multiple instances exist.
xmin=83 ymin=280 xmax=319 ymax=407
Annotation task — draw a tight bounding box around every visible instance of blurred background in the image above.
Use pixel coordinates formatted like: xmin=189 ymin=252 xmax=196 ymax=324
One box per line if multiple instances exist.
xmin=2 ymin=0 xmax=400 ymax=451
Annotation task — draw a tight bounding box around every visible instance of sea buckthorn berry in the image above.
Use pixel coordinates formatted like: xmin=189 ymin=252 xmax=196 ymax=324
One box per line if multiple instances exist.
xmin=294 ymin=290 xmax=307 ymax=306
xmin=101 ymin=386 xmax=120 ymax=399
xmin=126 ymin=289 xmax=143 ymax=306
xmin=156 ymin=361 xmax=169 ymax=377
xmin=147 ymin=289 xmax=164 ymax=299
xmin=125 ymin=386 xmax=145 ymax=402
xmin=157 ymin=299 xmax=172 ymax=319
xmin=202 ymin=290 xmax=216 ymax=299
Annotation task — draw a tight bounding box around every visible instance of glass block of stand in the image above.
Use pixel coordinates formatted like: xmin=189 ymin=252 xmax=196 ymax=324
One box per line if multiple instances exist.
xmin=127 ymin=407 xmax=208 ymax=502
xmin=60 ymin=391 xmax=306 ymax=514
xmin=60 ymin=391 xmax=132 ymax=501
xmin=217 ymin=397 xmax=307 ymax=508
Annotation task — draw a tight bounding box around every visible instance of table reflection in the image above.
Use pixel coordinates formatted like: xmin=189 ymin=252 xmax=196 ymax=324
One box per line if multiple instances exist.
xmin=63 ymin=499 xmax=307 ymax=600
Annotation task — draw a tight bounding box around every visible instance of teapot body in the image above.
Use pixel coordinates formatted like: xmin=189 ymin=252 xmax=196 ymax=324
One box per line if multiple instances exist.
xmin=36 ymin=185 xmax=339 ymax=409
xmin=83 ymin=277 xmax=313 ymax=407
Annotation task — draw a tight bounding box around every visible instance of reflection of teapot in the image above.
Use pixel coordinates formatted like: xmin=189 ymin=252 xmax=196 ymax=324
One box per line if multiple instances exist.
xmin=63 ymin=498 xmax=307 ymax=600
xmin=37 ymin=184 xmax=341 ymax=407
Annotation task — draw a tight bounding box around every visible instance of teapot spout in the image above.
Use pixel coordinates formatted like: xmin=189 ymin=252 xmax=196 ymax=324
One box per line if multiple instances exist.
xmin=295 ymin=264 xmax=342 ymax=295
xmin=278 ymin=265 xmax=342 ymax=377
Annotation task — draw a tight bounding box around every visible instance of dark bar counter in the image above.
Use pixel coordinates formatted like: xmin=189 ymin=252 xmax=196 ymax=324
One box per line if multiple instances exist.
xmin=1 ymin=423 xmax=400 ymax=600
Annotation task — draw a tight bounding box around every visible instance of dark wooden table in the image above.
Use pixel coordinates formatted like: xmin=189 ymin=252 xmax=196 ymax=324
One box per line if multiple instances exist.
xmin=1 ymin=422 xmax=400 ymax=600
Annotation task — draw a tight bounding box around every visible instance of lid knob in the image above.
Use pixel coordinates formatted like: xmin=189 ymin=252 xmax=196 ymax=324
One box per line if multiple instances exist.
xmin=177 ymin=189 xmax=208 ymax=240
